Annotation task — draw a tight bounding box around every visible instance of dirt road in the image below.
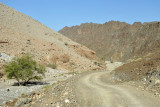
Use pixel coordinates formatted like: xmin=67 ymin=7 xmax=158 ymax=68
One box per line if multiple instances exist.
xmin=75 ymin=71 xmax=160 ymax=107
xmin=3 ymin=70 xmax=160 ymax=107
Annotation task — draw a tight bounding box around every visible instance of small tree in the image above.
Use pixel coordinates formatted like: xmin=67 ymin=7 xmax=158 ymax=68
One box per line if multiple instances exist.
xmin=4 ymin=54 xmax=46 ymax=86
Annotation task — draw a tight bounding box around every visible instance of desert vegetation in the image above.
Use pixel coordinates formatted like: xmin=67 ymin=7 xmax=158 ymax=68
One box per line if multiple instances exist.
xmin=4 ymin=54 xmax=46 ymax=86
xmin=48 ymin=63 xmax=57 ymax=69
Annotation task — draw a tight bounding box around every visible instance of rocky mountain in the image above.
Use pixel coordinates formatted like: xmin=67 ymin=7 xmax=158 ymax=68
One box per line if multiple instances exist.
xmin=0 ymin=2 xmax=104 ymax=72
xmin=59 ymin=21 xmax=160 ymax=62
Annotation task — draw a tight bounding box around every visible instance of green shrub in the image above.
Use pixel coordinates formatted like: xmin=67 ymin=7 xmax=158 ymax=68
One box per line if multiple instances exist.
xmin=21 ymin=93 xmax=25 ymax=97
xmin=4 ymin=54 xmax=46 ymax=86
xmin=49 ymin=64 xmax=57 ymax=69
xmin=94 ymin=62 xmax=102 ymax=67
xmin=64 ymin=42 xmax=68 ymax=46
xmin=101 ymin=56 xmax=105 ymax=61
xmin=94 ymin=62 xmax=98 ymax=65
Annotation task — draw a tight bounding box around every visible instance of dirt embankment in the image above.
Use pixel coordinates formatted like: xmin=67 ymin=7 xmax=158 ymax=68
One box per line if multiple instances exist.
xmin=111 ymin=50 xmax=160 ymax=96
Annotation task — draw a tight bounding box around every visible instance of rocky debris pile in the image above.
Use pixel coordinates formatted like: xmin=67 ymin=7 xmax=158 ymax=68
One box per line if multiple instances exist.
xmin=0 ymin=83 xmax=46 ymax=105
xmin=0 ymin=52 xmax=12 ymax=79
xmin=2 ymin=75 xmax=78 ymax=107
xmin=142 ymin=70 xmax=160 ymax=85
xmin=105 ymin=61 xmax=123 ymax=71
xmin=111 ymin=51 xmax=160 ymax=81
xmin=137 ymin=69 xmax=160 ymax=96
xmin=15 ymin=97 xmax=32 ymax=107
xmin=110 ymin=52 xmax=160 ymax=97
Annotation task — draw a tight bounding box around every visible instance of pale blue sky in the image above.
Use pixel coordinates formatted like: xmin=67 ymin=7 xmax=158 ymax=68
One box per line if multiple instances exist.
xmin=0 ymin=0 xmax=160 ymax=31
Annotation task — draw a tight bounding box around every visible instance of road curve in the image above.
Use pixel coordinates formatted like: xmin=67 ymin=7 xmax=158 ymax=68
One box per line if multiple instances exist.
xmin=74 ymin=71 xmax=160 ymax=107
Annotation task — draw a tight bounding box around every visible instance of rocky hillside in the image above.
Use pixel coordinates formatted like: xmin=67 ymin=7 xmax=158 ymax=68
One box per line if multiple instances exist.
xmin=0 ymin=2 xmax=104 ymax=72
xmin=59 ymin=21 xmax=160 ymax=62
xmin=112 ymin=50 xmax=160 ymax=81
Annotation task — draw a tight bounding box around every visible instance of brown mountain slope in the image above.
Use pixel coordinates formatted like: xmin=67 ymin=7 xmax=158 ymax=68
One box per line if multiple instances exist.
xmin=59 ymin=21 xmax=160 ymax=62
xmin=0 ymin=2 xmax=104 ymax=71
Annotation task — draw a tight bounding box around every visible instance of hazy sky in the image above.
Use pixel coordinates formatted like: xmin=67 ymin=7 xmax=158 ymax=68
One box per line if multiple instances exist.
xmin=0 ymin=0 xmax=160 ymax=31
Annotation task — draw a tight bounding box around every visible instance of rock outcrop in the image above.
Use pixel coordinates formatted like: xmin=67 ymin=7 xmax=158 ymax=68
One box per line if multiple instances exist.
xmin=59 ymin=21 xmax=160 ymax=62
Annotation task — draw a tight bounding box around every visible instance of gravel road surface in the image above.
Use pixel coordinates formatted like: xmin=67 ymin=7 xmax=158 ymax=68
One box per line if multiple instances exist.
xmin=75 ymin=71 xmax=160 ymax=107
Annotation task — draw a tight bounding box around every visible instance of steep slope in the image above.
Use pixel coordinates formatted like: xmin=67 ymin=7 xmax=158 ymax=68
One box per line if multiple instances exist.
xmin=59 ymin=21 xmax=160 ymax=62
xmin=0 ymin=2 xmax=104 ymax=72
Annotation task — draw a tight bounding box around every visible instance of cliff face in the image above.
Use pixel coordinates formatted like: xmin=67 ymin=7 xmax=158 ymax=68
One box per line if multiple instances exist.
xmin=59 ymin=21 xmax=160 ymax=62
xmin=0 ymin=2 xmax=104 ymax=71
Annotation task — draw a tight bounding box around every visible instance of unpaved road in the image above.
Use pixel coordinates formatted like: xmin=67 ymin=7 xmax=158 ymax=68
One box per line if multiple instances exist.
xmin=75 ymin=71 xmax=160 ymax=107
xmin=3 ymin=70 xmax=160 ymax=107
